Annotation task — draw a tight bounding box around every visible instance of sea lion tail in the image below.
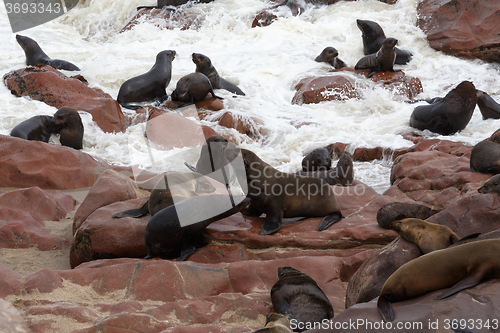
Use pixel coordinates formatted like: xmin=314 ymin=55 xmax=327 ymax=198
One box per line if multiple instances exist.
xmin=317 ymin=213 xmax=342 ymax=231
xmin=435 ymin=269 xmax=487 ymax=300
xmin=112 ymin=201 xmax=149 ymax=218
xmin=377 ymin=295 xmax=394 ymax=322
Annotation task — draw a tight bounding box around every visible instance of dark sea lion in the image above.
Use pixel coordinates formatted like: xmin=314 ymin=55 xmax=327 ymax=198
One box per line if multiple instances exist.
xmin=390 ymin=218 xmax=460 ymax=254
xmin=171 ymin=72 xmax=223 ymax=107
xmin=228 ymin=148 xmax=342 ymax=235
xmin=117 ymin=50 xmax=176 ymax=110
xmin=478 ymin=173 xmax=500 ymax=194
xmin=470 ymin=140 xmax=500 ymax=174
xmin=354 ymin=37 xmax=398 ymax=78
xmin=16 ymin=35 xmax=80 ymax=71
xmin=53 ymin=107 xmax=84 ymax=150
xmin=376 ymin=202 xmax=440 ymax=229
xmin=113 ymin=171 xmax=216 ymax=218
xmin=297 ymin=151 xmax=353 ymax=186
xmin=409 ymin=81 xmax=477 ymax=135
xmin=271 ymin=267 xmax=334 ymax=332
xmin=192 ymin=53 xmax=245 ymax=96
xmin=314 ymin=47 xmax=347 ymax=70
xmin=144 ymin=194 xmax=250 ymax=260
xmin=253 ymin=313 xmax=293 ymax=333
xmin=476 ymin=90 xmax=500 ymax=120
xmin=377 ymin=239 xmax=500 ymax=322
xmin=356 ymin=19 xmax=412 ymax=65
xmin=10 ymin=106 xmax=84 ymax=149
xmin=301 ymin=148 xmax=332 ymax=172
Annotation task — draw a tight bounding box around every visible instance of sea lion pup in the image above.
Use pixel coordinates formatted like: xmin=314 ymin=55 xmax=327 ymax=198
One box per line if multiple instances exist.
xmin=314 ymin=47 xmax=347 ymax=70
xmin=409 ymin=81 xmax=477 ymax=135
xmin=144 ymin=194 xmax=250 ymax=260
xmin=478 ymin=173 xmax=500 ymax=194
xmin=390 ymin=218 xmax=461 ymax=254
xmin=113 ymin=171 xmax=216 ymax=218
xmin=356 ymin=19 xmax=412 ymax=65
xmin=470 ymin=140 xmax=500 ymax=174
xmin=253 ymin=313 xmax=293 ymax=333
xmin=271 ymin=267 xmax=334 ymax=332
xmin=476 ymin=90 xmax=500 ymax=120
xmin=192 ymin=53 xmax=245 ymax=95
xmin=376 ymin=202 xmax=440 ymax=229
xmin=117 ymin=50 xmax=176 ymax=110
xmin=377 ymin=239 xmax=500 ymax=322
xmin=16 ymin=35 xmax=80 ymax=71
xmin=171 ymin=72 xmax=224 ymax=107
xmin=228 ymin=148 xmax=342 ymax=234
xmin=301 ymin=148 xmax=332 ymax=172
xmin=354 ymin=37 xmax=398 ymax=78
xmin=297 ymin=151 xmax=353 ymax=186
xmin=10 ymin=106 xmax=84 ymax=149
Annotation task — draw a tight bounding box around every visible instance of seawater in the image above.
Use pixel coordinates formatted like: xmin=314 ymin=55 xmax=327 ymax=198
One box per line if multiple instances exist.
xmin=1 ymin=0 xmax=500 ymax=193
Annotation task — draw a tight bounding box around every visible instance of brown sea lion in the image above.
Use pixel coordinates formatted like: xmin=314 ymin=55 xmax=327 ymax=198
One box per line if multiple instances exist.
xmin=314 ymin=47 xmax=347 ymax=69
xmin=377 ymin=239 xmax=500 ymax=322
xmin=390 ymin=218 xmax=460 ymax=254
xmin=171 ymin=72 xmax=223 ymax=107
xmin=117 ymin=50 xmax=176 ymax=110
xmin=376 ymin=202 xmax=440 ymax=229
xmin=470 ymin=140 xmax=500 ymax=174
xmin=192 ymin=53 xmax=245 ymax=95
xmin=409 ymin=81 xmax=477 ymax=136
xmin=478 ymin=173 xmax=500 ymax=194
xmin=271 ymin=267 xmax=334 ymax=332
xmin=113 ymin=171 xmax=216 ymax=218
xmin=144 ymin=194 xmax=250 ymax=260
xmin=10 ymin=106 xmax=84 ymax=150
xmin=253 ymin=313 xmax=293 ymax=333
xmin=228 ymin=148 xmax=343 ymax=234
xmin=301 ymin=148 xmax=332 ymax=172
xmin=297 ymin=151 xmax=353 ymax=186
xmin=16 ymin=35 xmax=80 ymax=71
xmin=476 ymin=90 xmax=500 ymax=120
xmin=354 ymin=37 xmax=398 ymax=78
xmin=356 ymin=19 xmax=412 ymax=65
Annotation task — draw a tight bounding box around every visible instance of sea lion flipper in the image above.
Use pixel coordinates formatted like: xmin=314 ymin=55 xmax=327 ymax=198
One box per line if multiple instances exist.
xmin=176 ymin=245 xmax=197 ymax=261
xmin=377 ymin=295 xmax=394 ymax=322
xmin=435 ymin=270 xmax=486 ymax=300
xmin=184 ymin=162 xmax=197 ymax=172
xmin=46 ymin=59 xmax=80 ymax=71
xmin=112 ymin=200 xmax=150 ymax=218
xmin=317 ymin=212 xmax=342 ymax=231
xmin=242 ymin=204 xmax=263 ymax=217
xmin=455 ymin=232 xmax=481 ymax=244
xmin=261 ymin=206 xmax=283 ymax=235
xmin=120 ymin=104 xmax=145 ymax=110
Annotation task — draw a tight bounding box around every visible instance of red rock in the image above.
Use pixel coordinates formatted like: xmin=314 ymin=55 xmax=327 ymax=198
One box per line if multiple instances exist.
xmin=23 ymin=268 xmax=64 ymax=294
xmin=292 ymin=76 xmax=360 ymax=104
xmin=0 ymin=265 xmax=22 ymax=298
xmin=163 ymin=97 xmax=224 ymax=111
xmin=73 ymin=169 xmax=138 ymax=234
xmin=24 ymin=304 xmax=99 ymax=323
xmin=120 ymin=8 xmax=199 ymax=32
xmin=417 ymin=0 xmax=500 ymax=63
xmin=218 ymin=112 xmax=260 ymax=137
xmin=0 ymin=135 xmax=109 ymax=189
xmin=161 ymin=326 xmax=259 ymax=333
xmin=73 ymin=313 xmax=170 ymax=333
xmin=0 ymin=298 xmax=30 ymax=333
xmin=3 ymin=66 xmax=126 ymax=133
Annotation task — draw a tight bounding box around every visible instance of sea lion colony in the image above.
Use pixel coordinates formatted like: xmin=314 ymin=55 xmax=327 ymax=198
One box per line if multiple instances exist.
xmin=6 ymin=4 xmax=500 ymax=331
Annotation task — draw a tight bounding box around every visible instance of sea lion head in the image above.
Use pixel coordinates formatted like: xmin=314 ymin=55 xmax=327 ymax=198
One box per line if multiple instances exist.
xmin=265 ymin=313 xmax=292 ymax=329
xmin=192 ymin=53 xmax=211 ymax=68
xmin=382 ymin=37 xmax=398 ymax=49
xmin=315 ymin=47 xmax=338 ymax=65
xmin=277 ymin=266 xmax=302 ymax=277
xmin=52 ymin=106 xmax=81 ymax=127
xmin=157 ymin=49 xmax=176 ymax=62
xmin=356 ymin=19 xmax=385 ymax=40
xmin=478 ymin=174 xmax=500 ymax=194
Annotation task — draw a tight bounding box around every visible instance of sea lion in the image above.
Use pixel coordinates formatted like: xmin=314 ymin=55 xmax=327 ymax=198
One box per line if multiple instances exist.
xmin=390 ymin=218 xmax=460 ymax=254
xmin=297 ymin=151 xmax=353 ymax=186
xmin=476 ymin=90 xmax=500 ymax=120
xmin=478 ymin=173 xmax=500 ymax=194
xmin=301 ymin=148 xmax=332 ymax=172
xmin=144 ymin=194 xmax=250 ymax=260
xmin=113 ymin=171 xmax=216 ymax=218
xmin=228 ymin=148 xmax=342 ymax=235
xmin=356 ymin=19 xmax=412 ymax=65
xmin=314 ymin=47 xmax=347 ymax=70
xmin=171 ymin=72 xmax=223 ymax=107
xmin=377 ymin=239 xmax=500 ymax=322
xmin=10 ymin=106 xmax=84 ymax=149
xmin=376 ymin=202 xmax=440 ymax=229
xmin=117 ymin=50 xmax=176 ymax=110
xmin=354 ymin=37 xmax=398 ymax=78
xmin=271 ymin=267 xmax=334 ymax=332
xmin=192 ymin=53 xmax=245 ymax=95
xmin=16 ymin=35 xmax=80 ymax=71
xmin=253 ymin=313 xmax=293 ymax=333
xmin=409 ymin=81 xmax=477 ymax=135
xmin=470 ymin=140 xmax=500 ymax=174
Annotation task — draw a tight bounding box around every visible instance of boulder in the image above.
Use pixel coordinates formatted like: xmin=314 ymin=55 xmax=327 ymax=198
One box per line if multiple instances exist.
xmin=3 ymin=66 xmax=126 ymax=133
xmin=0 ymin=298 xmax=30 ymax=333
